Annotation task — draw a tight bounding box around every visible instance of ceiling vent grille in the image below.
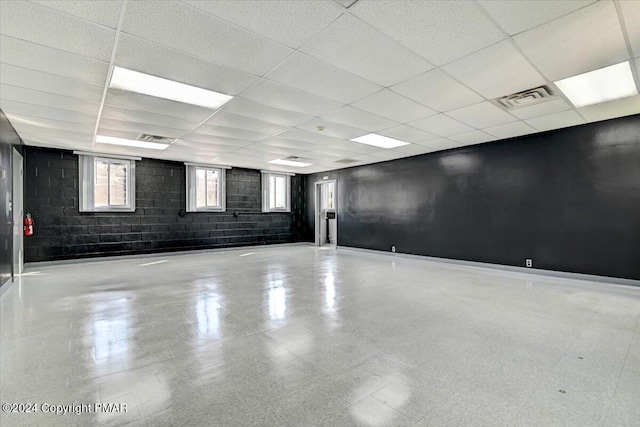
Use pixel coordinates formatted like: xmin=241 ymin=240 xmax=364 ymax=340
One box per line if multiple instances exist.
xmin=137 ymin=133 xmax=174 ymax=144
xmin=335 ymin=158 xmax=358 ymax=164
xmin=496 ymin=86 xmax=555 ymax=110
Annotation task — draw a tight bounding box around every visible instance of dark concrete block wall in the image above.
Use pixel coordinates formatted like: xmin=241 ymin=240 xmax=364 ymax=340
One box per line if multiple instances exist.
xmin=24 ymin=147 xmax=307 ymax=262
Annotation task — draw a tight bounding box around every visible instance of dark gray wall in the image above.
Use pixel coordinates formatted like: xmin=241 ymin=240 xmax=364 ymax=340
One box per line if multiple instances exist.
xmin=306 ymin=115 xmax=640 ymax=280
xmin=0 ymin=110 xmax=23 ymax=287
xmin=24 ymin=147 xmax=306 ymax=262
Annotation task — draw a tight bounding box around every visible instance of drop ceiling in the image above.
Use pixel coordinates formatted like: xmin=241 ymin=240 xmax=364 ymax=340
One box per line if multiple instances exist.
xmin=0 ymin=0 xmax=638 ymax=174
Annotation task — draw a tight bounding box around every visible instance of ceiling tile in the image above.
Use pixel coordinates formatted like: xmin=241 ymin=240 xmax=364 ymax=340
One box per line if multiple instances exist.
xmin=392 ymin=144 xmax=438 ymax=155
xmin=525 ymin=110 xmax=586 ymax=132
xmin=223 ymin=98 xmax=314 ymax=127
xmin=420 ymin=138 xmax=462 ymax=151
xmin=98 ymin=118 xmax=186 ymax=138
xmin=104 ymin=89 xmax=214 ymax=122
xmin=171 ymin=139 xmax=239 ymax=153
xmin=0 ymin=35 xmax=109 ymax=84
xmin=513 ymin=1 xmax=629 ymax=80
xmin=576 ymin=95 xmax=640 ymax=123
xmin=409 ymin=114 xmax=473 ymax=137
xmin=20 ymin=134 xmax=89 ymax=149
xmin=390 ymin=69 xmax=484 ymax=112
xmin=30 ymin=0 xmax=123 ymax=28
xmin=100 ymin=105 xmax=199 ymax=131
xmin=194 ymin=124 xmax=266 ymax=142
xmin=620 ymin=1 xmax=640 ymax=57
xmin=5 ymin=113 xmax=96 ymax=134
xmin=184 ymin=0 xmax=343 ymax=49
xmin=205 ymin=112 xmax=287 ymax=137
xmin=240 ymin=80 xmax=343 ymax=117
xmin=278 ymin=128 xmax=345 ymax=146
xmin=351 ymin=89 xmax=436 ymax=123
xmin=377 ymin=125 xmax=438 ymax=144
xmin=1 ymin=84 xmax=100 ymax=116
xmin=0 ymin=0 xmax=115 ymax=61
xmin=443 ymin=40 xmax=546 ymax=99
xmin=509 ymin=98 xmax=572 ymax=120
xmin=237 ymin=142 xmax=308 ymax=156
xmin=122 ymin=0 xmax=292 ymax=76
xmin=446 ymin=102 xmax=517 ymax=128
xmin=297 ymin=119 xmax=366 ymax=140
xmin=114 ymin=35 xmax=258 ymax=96
xmin=181 ymin=133 xmax=254 ymax=148
xmin=266 ymin=53 xmax=381 ymax=104
xmin=261 ymin=137 xmax=320 ymax=150
xmin=13 ymin=123 xmax=93 ymax=142
xmin=0 ymin=100 xmax=97 ymax=124
xmin=350 ymin=0 xmax=504 ymax=65
xmin=0 ymin=63 xmax=104 ymax=101
xmin=448 ymin=130 xmax=496 ymax=145
xmin=321 ymin=106 xmax=398 ymax=131
xmin=482 ymin=121 xmax=537 ymax=139
xmin=477 ymin=0 xmax=596 ymax=36
xmin=326 ymin=140 xmax=381 ymax=154
xmin=300 ymin=13 xmax=432 ymax=86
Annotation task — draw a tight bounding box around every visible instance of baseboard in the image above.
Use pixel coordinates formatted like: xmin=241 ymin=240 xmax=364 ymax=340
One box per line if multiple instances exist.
xmin=337 ymin=246 xmax=640 ymax=288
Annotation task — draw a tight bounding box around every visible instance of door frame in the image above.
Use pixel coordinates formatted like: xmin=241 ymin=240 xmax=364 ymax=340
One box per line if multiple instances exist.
xmin=12 ymin=148 xmax=23 ymax=279
xmin=314 ymin=179 xmax=337 ymax=246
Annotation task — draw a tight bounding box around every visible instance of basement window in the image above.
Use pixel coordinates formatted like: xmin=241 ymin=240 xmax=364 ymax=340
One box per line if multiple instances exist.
xmin=261 ymin=171 xmax=292 ymax=213
xmin=186 ymin=164 xmax=227 ymax=212
xmin=77 ymin=153 xmax=138 ymax=212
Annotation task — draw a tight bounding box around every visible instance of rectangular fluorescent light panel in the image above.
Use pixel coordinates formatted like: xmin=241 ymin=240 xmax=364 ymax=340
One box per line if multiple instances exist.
xmin=554 ymin=61 xmax=638 ymax=108
xmin=269 ymin=159 xmax=313 ymax=167
xmin=96 ymin=135 xmax=170 ymax=150
xmin=109 ymin=67 xmax=233 ymax=109
xmin=351 ymin=133 xmax=410 ymax=149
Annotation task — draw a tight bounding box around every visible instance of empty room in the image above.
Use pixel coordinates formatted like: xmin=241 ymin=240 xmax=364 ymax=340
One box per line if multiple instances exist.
xmin=1 ymin=0 xmax=639 ymax=426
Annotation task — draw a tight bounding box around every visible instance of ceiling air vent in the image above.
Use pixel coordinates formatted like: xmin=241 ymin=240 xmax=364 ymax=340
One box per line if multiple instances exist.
xmin=137 ymin=133 xmax=174 ymax=144
xmin=496 ymin=86 xmax=555 ymax=110
xmin=335 ymin=158 xmax=358 ymax=164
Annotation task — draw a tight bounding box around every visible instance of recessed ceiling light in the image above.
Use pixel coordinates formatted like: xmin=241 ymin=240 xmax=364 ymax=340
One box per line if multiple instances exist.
xmin=109 ymin=67 xmax=233 ymax=109
xmin=350 ymin=133 xmax=411 ymax=149
xmin=96 ymin=135 xmax=170 ymax=150
xmin=269 ymin=159 xmax=313 ymax=167
xmin=554 ymin=62 xmax=638 ymax=108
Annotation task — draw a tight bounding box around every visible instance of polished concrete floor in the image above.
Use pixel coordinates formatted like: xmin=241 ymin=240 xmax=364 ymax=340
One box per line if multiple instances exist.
xmin=1 ymin=244 xmax=639 ymax=426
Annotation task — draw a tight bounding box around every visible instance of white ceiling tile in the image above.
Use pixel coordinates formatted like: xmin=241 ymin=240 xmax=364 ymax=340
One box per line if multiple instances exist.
xmin=122 ymin=1 xmax=292 ymax=76
xmin=482 ymin=121 xmax=537 ymax=139
xmin=420 ymin=138 xmax=462 ymax=151
xmin=171 ymin=139 xmax=241 ymax=153
xmin=0 ymin=35 xmax=109 ymax=84
xmin=376 ymin=125 xmax=438 ymax=144
xmin=240 ymin=80 xmax=343 ymax=117
xmin=20 ymin=135 xmax=88 ymax=149
xmin=5 ymin=113 xmax=96 ymax=134
xmin=223 ymin=97 xmax=314 ymax=127
xmin=261 ymin=137 xmax=320 ymax=150
xmin=297 ymin=119 xmax=366 ymax=140
xmin=321 ymin=106 xmax=398 ymax=131
xmin=104 ymin=89 xmax=214 ymax=122
xmin=448 ymin=130 xmax=497 ymax=145
xmin=180 ymin=133 xmax=254 ymax=148
xmin=237 ymin=142 xmax=308 ymax=156
xmin=300 ymin=13 xmax=432 ymax=86
xmin=115 ymin=35 xmax=257 ymax=96
xmin=577 ymin=95 xmax=640 ymax=122
xmin=193 ymin=124 xmax=266 ymax=142
xmin=30 ymin=0 xmax=123 ymax=28
xmin=0 ymin=100 xmax=97 ymax=124
xmin=266 ymin=53 xmax=381 ymax=104
xmin=0 ymin=0 xmax=115 ymax=61
xmin=310 ymin=146 xmax=368 ymax=159
xmin=392 ymin=144 xmax=438 ymax=155
xmin=477 ymin=0 xmax=596 ymax=36
xmin=513 ymin=1 xmax=629 ymax=80
xmin=205 ymin=112 xmax=287 ymax=137
xmin=620 ymin=1 xmax=640 ymax=57
xmin=390 ymin=69 xmax=484 ymax=112
xmin=447 ymin=102 xmax=517 ymax=128
xmin=0 ymin=63 xmax=104 ymax=101
xmin=350 ymin=0 xmax=504 ymax=65
xmin=525 ymin=110 xmax=586 ymax=132
xmin=13 ymin=123 xmax=93 ymax=142
xmin=509 ymin=98 xmax=572 ymax=120
xmin=100 ymin=105 xmax=199 ymax=131
xmin=1 ymin=84 xmax=100 ymax=116
xmin=326 ymin=140 xmax=381 ymax=154
xmin=351 ymin=89 xmax=436 ymax=123
xmin=278 ymin=128 xmax=345 ymax=146
xmin=98 ymin=118 xmax=186 ymax=138
xmin=409 ymin=114 xmax=474 ymax=137
xmin=184 ymin=0 xmax=343 ymax=49
xmin=443 ymin=40 xmax=546 ymax=99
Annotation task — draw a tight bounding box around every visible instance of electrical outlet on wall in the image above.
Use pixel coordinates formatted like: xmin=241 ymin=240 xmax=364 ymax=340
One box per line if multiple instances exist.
xmin=526 ymin=259 xmax=533 ymax=267
xmin=392 ymin=246 xmax=396 ymax=253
